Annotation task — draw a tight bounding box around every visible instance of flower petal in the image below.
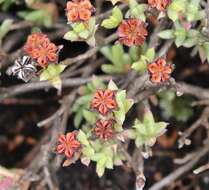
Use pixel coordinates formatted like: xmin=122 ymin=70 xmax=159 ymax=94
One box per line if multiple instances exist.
xmin=151 ymin=73 xmax=162 ymax=83
xmin=79 ymin=9 xmax=91 ymax=21
xmin=148 ymin=63 xmax=159 ymax=74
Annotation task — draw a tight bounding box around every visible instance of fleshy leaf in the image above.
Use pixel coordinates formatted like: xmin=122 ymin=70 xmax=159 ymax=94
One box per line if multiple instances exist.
xmin=131 ymin=47 xmax=155 ymax=73
xmin=77 ymin=130 xmax=90 ymax=146
xmin=128 ymin=0 xmax=146 ymax=21
xmin=158 ymin=30 xmax=174 ymax=39
xmin=40 ymin=64 xmax=66 ymax=90
xmin=101 ymin=6 xmax=123 ymax=29
xmin=131 ymin=59 xmax=147 ymax=73
xmin=83 ymin=109 xmax=97 ymax=124
xmin=108 ymin=80 xmax=119 ymax=91
xmin=132 ymin=110 xmax=168 ymax=147
xmin=18 ymin=9 xmax=53 ymax=27
xmin=114 ymin=90 xmax=134 ymax=127
xmin=100 ymin=44 xmax=132 ymax=74
xmin=145 ymin=48 xmax=155 ymax=62
xmin=158 ymin=90 xmax=193 ymax=122
xmin=64 ymin=18 xmax=97 ymax=46
xmin=82 ymin=146 xmax=95 ymax=158
xmin=64 ymin=31 xmax=79 ymax=41
xmin=0 ymin=19 xmax=13 ymax=45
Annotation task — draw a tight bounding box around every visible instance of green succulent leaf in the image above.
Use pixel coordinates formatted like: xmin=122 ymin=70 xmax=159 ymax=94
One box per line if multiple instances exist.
xmin=64 ymin=17 xmax=97 ymax=46
xmin=40 ymin=64 xmax=66 ymax=90
xmin=167 ymin=0 xmax=186 ymax=22
xmin=129 ymin=46 xmax=140 ymax=61
xmin=64 ymin=31 xmax=79 ymax=41
xmin=77 ymin=130 xmax=90 ymax=146
xmin=145 ymin=48 xmax=155 ymax=62
xmin=203 ymin=42 xmax=209 ymax=63
xmin=92 ymin=146 xmax=115 ymax=177
xmin=100 ymin=44 xmax=132 ymax=74
xmin=158 ymin=90 xmax=194 ymax=121
xmin=131 ymin=47 xmax=155 ymax=73
xmin=131 ymin=59 xmax=147 ymax=73
xmin=72 ymin=22 xmax=86 ymax=33
xmin=18 ymin=10 xmax=53 ymax=27
xmin=129 ymin=0 xmax=146 ymax=21
xmin=0 ymin=19 xmax=13 ymax=45
xmin=96 ymin=156 xmax=106 ymax=177
xmin=183 ymin=30 xmax=199 ymax=48
xmin=0 ymin=0 xmax=15 ymax=11
xmin=174 ymin=28 xmax=186 ymax=47
xmin=74 ymin=109 xmax=83 ymax=128
xmin=168 ymin=0 xmax=203 ymax=22
xmin=158 ymin=30 xmax=174 ymax=39
xmin=114 ymin=90 xmax=134 ymax=128
xmin=83 ymin=109 xmax=97 ymax=125
xmin=82 ymin=146 xmax=95 ymax=158
xmin=132 ymin=110 xmax=168 ymax=147
xmin=101 ymin=6 xmax=123 ymax=29
xmin=78 ymin=30 xmax=90 ymax=39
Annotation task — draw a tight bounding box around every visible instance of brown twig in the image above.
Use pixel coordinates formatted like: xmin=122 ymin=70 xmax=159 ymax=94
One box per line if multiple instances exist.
xmin=178 ymin=107 xmax=209 ymax=148
xmin=149 ymin=140 xmax=209 ymax=190
xmin=0 ymin=75 xmax=115 ymax=100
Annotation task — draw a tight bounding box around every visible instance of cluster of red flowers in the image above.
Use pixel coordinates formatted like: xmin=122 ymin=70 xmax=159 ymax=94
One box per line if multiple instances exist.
xmin=55 ymin=0 xmax=174 ymax=163
xmin=117 ymin=19 xmax=148 ymax=47
xmin=57 ymin=131 xmax=81 ymax=159
xmin=148 ymin=58 xmax=173 ymax=83
xmin=91 ymin=89 xmax=117 ymax=140
xmin=24 ymin=32 xmax=58 ymax=67
xmin=66 ymin=0 xmax=95 ymax=23
xmin=148 ymin=0 xmax=170 ymax=11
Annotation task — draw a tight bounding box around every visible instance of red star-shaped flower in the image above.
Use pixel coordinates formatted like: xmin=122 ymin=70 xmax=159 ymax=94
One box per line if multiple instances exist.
xmin=94 ymin=119 xmax=114 ymax=141
xmin=66 ymin=0 xmax=95 ymax=23
xmin=31 ymin=41 xmax=58 ymax=67
xmin=117 ymin=19 xmax=148 ymax=47
xmin=148 ymin=58 xmax=173 ymax=83
xmin=148 ymin=0 xmax=171 ymax=11
xmin=91 ymin=89 xmax=117 ymax=115
xmin=57 ymin=132 xmax=81 ymax=159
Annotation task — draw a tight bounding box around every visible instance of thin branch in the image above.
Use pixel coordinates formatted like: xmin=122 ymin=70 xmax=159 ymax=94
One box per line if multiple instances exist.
xmin=0 ymin=75 xmax=115 ymax=100
xmin=178 ymin=107 xmax=209 ymax=148
xmin=149 ymin=140 xmax=209 ymax=190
